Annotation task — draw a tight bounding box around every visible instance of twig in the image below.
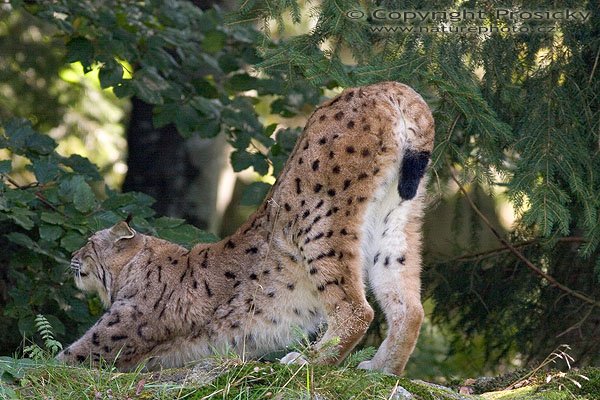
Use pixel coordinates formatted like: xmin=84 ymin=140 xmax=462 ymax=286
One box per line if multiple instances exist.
xmin=439 ymin=236 xmax=587 ymax=264
xmin=1 ymin=173 xmax=67 ymax=217
xmin=448 ymin=166 xmax=600 ymax=309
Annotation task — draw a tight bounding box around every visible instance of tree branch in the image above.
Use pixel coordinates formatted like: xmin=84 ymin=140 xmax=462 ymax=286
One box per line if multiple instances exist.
xmin=447 ymin=166 xmax=600 ymax=309
xmin=1 ymin=173 xmax=67 ymax=217
xmin=437 ymin=236 xmax=587 ymax=264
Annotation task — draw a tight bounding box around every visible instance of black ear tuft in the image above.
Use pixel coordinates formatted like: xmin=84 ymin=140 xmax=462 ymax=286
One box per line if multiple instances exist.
xmin=125 ymin=213 xmax=133 ymax=224
xmin=398 ymin=150 xmax=430 ymax=200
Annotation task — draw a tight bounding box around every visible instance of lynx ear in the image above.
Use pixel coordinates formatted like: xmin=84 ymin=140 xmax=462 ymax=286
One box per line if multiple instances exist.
xmin=110 ymin=221 xmax=136 ymax=242
xmin=398 ymin=150 xmax=430 ymax=200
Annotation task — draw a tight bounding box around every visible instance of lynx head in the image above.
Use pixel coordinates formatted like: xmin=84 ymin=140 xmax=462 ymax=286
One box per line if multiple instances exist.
xmin=70 ymin=220 xmax=143 ymax=307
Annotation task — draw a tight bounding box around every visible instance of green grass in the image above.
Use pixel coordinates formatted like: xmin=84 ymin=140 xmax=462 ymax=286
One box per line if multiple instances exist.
xmin=2 ymin=358 xmax=600 ymax=399
xmin=1 ymin=356 xmax=469 ymax=400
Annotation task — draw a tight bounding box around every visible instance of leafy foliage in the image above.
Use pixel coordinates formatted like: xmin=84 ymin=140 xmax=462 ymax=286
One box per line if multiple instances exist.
xmin=23 ymin=314 xmax=63 ymax=360
xmin=0 ymin=118 xmax=216 ymax=354
xmin=18 ymin=0 xmax=319 ymax=182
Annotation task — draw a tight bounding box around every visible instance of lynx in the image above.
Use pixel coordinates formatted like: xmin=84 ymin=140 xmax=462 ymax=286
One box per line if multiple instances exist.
xmin=58 ymin=81 xmax=435 ymax=375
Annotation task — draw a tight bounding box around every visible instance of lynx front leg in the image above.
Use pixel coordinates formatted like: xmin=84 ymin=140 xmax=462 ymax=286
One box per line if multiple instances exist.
xmin=283 ymin=255 xmax=374 ymax=365
xmin=359 ymin=218 xmax=424 ymax=375
xmin=57 ymin=301 xmax=152 ymax=370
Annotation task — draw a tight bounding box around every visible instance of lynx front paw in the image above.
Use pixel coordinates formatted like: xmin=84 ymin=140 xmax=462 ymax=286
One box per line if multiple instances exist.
xmin=358 ymin=359 xmax=392 ymax=374
xmin=279 ymin=351 xmax=309 ymax=366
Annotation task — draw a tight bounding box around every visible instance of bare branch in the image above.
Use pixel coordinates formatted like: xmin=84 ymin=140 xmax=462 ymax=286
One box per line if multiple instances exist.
xmin=447 ymin=165 xmax=600 ymax=310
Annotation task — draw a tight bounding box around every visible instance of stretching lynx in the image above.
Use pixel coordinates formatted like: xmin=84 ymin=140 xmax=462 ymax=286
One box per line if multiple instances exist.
xmin=58 ymin=81 xmax=434 ymax=375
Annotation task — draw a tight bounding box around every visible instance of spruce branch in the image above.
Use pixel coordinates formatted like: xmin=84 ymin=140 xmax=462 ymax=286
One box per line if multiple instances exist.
xmin=448 ymin=164 xmax=600 ymax=310
xmin=440 ymin=236 xmax=587 ymax=264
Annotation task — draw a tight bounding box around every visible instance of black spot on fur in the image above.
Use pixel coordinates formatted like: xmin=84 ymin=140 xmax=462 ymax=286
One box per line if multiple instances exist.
xmin=327 ymin=189 xmax=336 ymax=197
xmin=287 ymin=283 xmax=295 ymax=290
xmin=110 ymin=334 xmax=128 ymax=341
xmin=249 ymin=273 xmax=258 ymax=280
xmin=312 ymin=160 xmax=320 ymax=171
xmin=346 ymin=146 xmax=355 ymax=154
xmin=204 ymin=279 xmax=212 ymax=297
xmin=343 ymin=179 xmax=351 ymax=190
xmin=295 ymin=178 xmax=302 ymax=194
xmin=245 ymin=247 xmax=259 ymax=254
xmin=397 ymin=256 xmax=406 ymax=264
xmin=107 ymin=313 xmax=121 ymax=327
xmin=347 ymin=120 xmax=355 ymax=129
xmin=319 ymin=137 xmax=327 ymax=145
xmin=316 ymin=199 xmax=324 ymax=208
xmin=398 ymin=150 xmax=430 ymax=200
xmin=225 ymin=271 xmax=236 ymax=279
xmin=314 ymin=183 xmax=323 ymax=193
xmin=332 ymin=165 xmax=340 ymax=174
xmin=225 ymin=240 xmax=236 ymax=249
xmin=358 ymin=172 xmax=368 ymax=180
xmin=334 ymin=111 xmax=344 ymax=120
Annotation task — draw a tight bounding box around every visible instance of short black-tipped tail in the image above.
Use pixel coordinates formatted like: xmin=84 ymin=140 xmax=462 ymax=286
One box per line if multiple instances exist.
xmin=398 ymin=150 xmax=430 ymax=200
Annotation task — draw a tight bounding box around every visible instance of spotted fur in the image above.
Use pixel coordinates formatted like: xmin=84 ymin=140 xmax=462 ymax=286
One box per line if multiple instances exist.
xmin=57 ymin=81 xmax=435 ymax=375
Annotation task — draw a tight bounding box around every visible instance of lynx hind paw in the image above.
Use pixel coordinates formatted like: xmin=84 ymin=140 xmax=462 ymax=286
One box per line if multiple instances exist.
xmin=357 ymin=359 xmax=373 ymax=370
xmin=358 ymin=359 xmax=396 ymax=375
xmin=279 ymin=351 xmax=309 ymax=366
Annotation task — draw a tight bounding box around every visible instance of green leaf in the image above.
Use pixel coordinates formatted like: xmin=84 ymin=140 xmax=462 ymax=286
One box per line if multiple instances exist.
xmin=30 ymin=155 xmax=59 ymax=184
xmin=39 ymin=225 xmax=63 ymax=241
xmin=230 ymin=150 xmax=269 ymax=175
xmin=0 ymin=160 xmax=11 ymax=174
xmin=72 ymin=178 xmax=96 ymax=213
xmin=40 ymin=212 xmax=65 ymax=225
xmin=276 ymin=128 xmax=300 ymax=152
xmin=2 ymin=119 xmax=56 ymax=155
xmin=6 ymin=209 xmax=35 ymax=230
xmin=155 ymin=224 xmax=218 ymax=247
xmin=240 ymin=182 xmax=271 ymax=206
xmin=6 ymin=233 xmax=36 ymax=249
xmin=225 ymin=73 xmax=259 ymax=92
xmin=65 ymin=37 xmax=95 ymax=71
xmin=61 ymin=154 xmax=102 ymax=180
xmin=131 ymin=68 xmax=170 ymax=105
xmin=60 ymin=232 xmax=85 ymax=252
xmin=99 ymin=62 xmax=123 ymax=88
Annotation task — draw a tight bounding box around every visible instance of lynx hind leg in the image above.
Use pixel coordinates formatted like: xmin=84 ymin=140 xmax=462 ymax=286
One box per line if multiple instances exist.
xmin=282 ymin=254 xmax=374 ymax=366
xmin=359 ymin=212 xmax=424 ymax=375
xmin=57 ymin=302 xmax=148 ymax=370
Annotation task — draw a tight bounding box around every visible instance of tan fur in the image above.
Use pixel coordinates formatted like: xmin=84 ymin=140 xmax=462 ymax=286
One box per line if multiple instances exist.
xmin=58 ymin=81 xmax=434 ymax=375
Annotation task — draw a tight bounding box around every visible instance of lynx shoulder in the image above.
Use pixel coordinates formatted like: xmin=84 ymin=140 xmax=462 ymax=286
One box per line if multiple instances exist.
xmin=58 ymin=81 xmax=434 ymax=375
